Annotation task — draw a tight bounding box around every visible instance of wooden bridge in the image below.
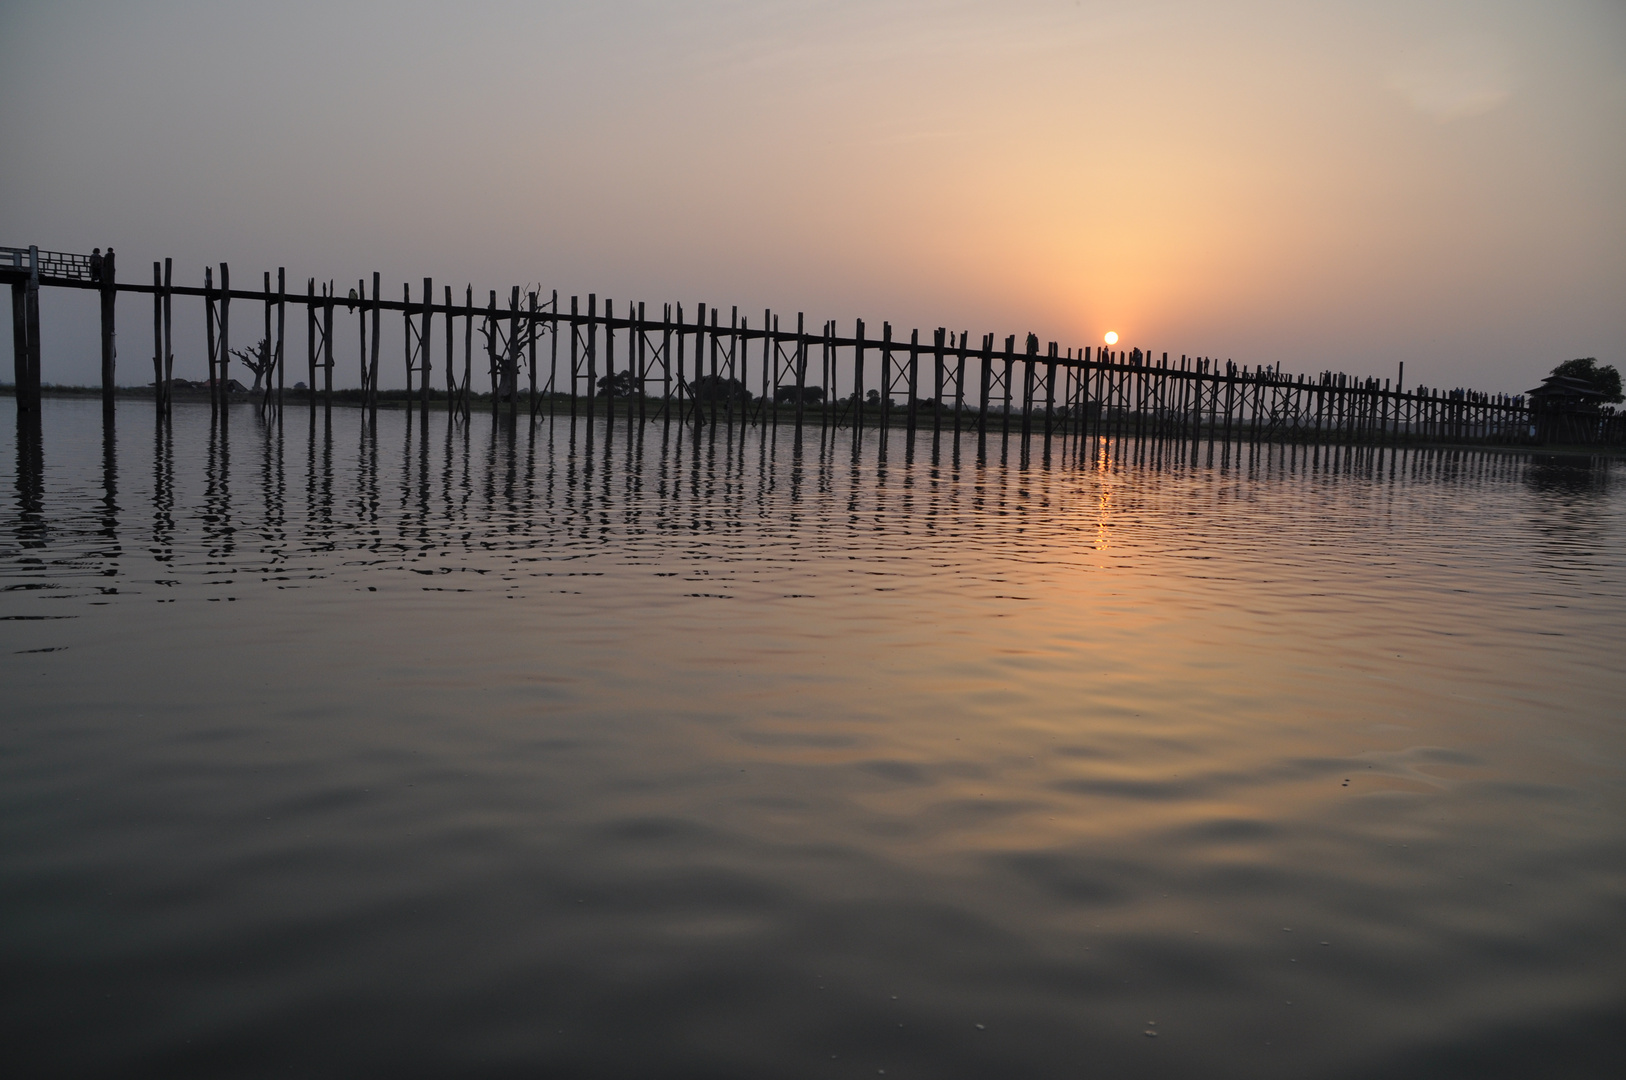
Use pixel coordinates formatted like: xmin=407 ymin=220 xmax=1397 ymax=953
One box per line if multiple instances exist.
xmin=6 ymin=244 xmax=1615 ymax=451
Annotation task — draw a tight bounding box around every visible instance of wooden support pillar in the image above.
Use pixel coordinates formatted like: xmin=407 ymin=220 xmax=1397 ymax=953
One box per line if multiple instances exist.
xmin=204 ymin=267 xmax=217 ymax=413
xmin=324 ymin=287 xmax=335 ymax=407
xmin=23 ymin=247 xmax=41 ymax=412
xmin=954 ymin=332 xmax=967 ymax=438
xmin=487 ymin=291 xmax=500 ymax=414
xmin=878 ymin=322 xmax=895 ymax=441
xmin=369 ymin=271 xmax=381 ymax=415
xmin=507 ymin=285 xmax=520 ymax=419
xmin=932 ymin=328 xmax=945 ymax=437
xmin=905 ymin=328 xmax=919 ymax=434
xmin=977 ymin=333 xmax=992 ymax=439
xmin=638 ymin=302 xmax=649 ymax=425
xmin=793 ymin=312 xmax=806 ymax=433
xmin=1044 ymin=342 xmax=1058 ymax=449
xmin=584 ymin=293 xmax=597 ymax=420
xmin=1002 ymin=335 xmax=1016 ymax=442
xmin=164 ymin=258 xmax=175 ymax=416
xmin=606 ymin=298 xmax=617 ymax=425
xmin=153 ymin=262 xmax=165 ymax=416
xmin=422 ymin=277 xmax=434 ymax=414
xmin=218 ymin=263 xmax=231 ymax=417
xmin=853 ymin=318 xmax=866 ymax=436
xmin=709 ymin=306 xmax=720 ymax=428
xmin=275 ymin=267 xmax=285 ymax=413
xmin=307 ymin=279 xmax=318 ymax=405
xmin=569 ymin=296 xmax=579 ymax=418
xmin=527 ymin=290 xmax=538 ymax=419
xmin=463 ymin=285 xmax=474 ymax=419
xmin=260 ymin=271 xmax=273 ymax=412
xmin=100 ymin=250 xmax=117 ymax=417
xmin=404 ymin=283 xmax=417 ymax=401
xmin=356 ymin=277 xmax=368 ymax=403
xmin=10 ymin=283 xmax=27 ymax=411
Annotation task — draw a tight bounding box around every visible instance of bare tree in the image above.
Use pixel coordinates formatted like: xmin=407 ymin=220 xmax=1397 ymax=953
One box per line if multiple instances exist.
xmin=229 ymin=338 xmax=275 ymax=392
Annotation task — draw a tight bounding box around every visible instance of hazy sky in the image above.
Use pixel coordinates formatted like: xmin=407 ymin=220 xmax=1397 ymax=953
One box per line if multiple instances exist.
xmin=2 ymin=0 xmax=1622 ymax=391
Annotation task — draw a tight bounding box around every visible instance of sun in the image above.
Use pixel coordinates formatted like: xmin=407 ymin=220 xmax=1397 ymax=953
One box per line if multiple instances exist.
xmin=1104 ymin=331 xmax=1118 ymax=346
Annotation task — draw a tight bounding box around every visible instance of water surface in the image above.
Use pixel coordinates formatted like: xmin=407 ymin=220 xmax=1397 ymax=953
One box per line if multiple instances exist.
xmin=3 ymin=398 xmax=1623 ymax=1078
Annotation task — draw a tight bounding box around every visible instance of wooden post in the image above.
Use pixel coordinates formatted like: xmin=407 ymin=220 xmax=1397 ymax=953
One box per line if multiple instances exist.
xmin=879 ymin=322 xmax=894 ymax=439
xmin=100 ymin=249 xmax=117 ymax=417
xmin=605 ymin=298 xmax=617 ymax=424
xmin=585 ymin=293 xmax=597 ymax=420
xmin=275 ymin=267 xmax=285 ymax=413
xmin=569 ymin=295 xmax=579 ymax=418
xmin=356 ymin=277 xmax=367 ymax=403
xmin=204 ymin=266 xmax=217 ymax=412
xmin=954 ymin=332 xmax=967 ymax=437
xmin=693 ymin=302 xmax=707 ymax=427
xmin=1019 ymin=336 xmax=1035 ymax=445
xmin=663 ymin=303 xmax=674 ymax=419
xmin=261 ymin=271 xmax=272 ymax=411
xmin=444 ymin=285 xmax=455 ymax=411
xmin=729 ymin=307 xmax=740 ymax=430
xmin=932 ymin=328 xmax=945 ymax=437
xmin=369 ymin=271 xmax=381 ymax=415
xmin=164 ymin=258 xmax=175 ymax=416
xmin=507 ymin=285 xmax=521 ymax=419
xmin=464 ymin=285 xmax=474 ymax=419
xmin=22 ymin=247 xmax=41 ymax=411
xmin=709 ymin=306 xmax=720 ymax=427
xmin=906 ymin=328 xmax=919 ymax=434
xmin=853 ymin=318 xmax=866 ymax=436
xmin=978 ymin=333 xmax=992 ymax=438
xmin=1002 ymin=335 xmax=1016 ymax=442
xmin=307 ymin=278 xmax=317 ymax=405
xmin=153 ymin=262 xmax=165 ymax=415
xmin=219 ymin=263 xmax=230 ymax=414
xmin=794 ymin=312 xmax=806 ymax=433
xmin=422 ymin=277 xmax=434 ymax=414
xmin=549 ymin=290 xmax=560 ymax=418
xmin=528 ymin=290 xmax=538 ymax=419
xmin=324 ymin=285 xmax=335 ymax=407
xmin=10 ymin=283 xmax=27 ymax=411
xmin=1044 ymin=342 xmax=1057 ymax=450
xmin=487 ymin=290 xmax=500 ymax=414
xmin=638 ymin=302 xmax=648 ymax=424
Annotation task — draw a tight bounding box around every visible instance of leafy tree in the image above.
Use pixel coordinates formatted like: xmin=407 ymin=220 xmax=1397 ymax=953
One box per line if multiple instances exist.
xmin=596 ymin=370 xmax=641 ymax=397
xmin=1550 ymin=357 xmax=1623 ymax=403
xmin=691 ymin=374 xmax=750 ymax=403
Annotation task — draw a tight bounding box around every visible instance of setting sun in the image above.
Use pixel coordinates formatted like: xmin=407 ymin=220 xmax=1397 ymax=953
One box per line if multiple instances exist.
xmin=1104 ymin=331 xmax=1119 ymax=346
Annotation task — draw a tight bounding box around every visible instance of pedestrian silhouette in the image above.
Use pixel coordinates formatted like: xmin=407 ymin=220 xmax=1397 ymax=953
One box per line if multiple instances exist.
xmin=89 ymin=248 xmax=103 ymax=283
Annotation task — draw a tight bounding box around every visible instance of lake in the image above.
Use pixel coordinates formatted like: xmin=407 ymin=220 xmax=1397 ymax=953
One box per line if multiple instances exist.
xmin=2 ymin=397 xmax=1622 ymax=1078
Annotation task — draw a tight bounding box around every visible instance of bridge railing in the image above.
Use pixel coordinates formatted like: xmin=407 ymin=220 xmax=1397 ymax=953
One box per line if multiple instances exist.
xmin=0 ymin=246 xmax=96 ymax=281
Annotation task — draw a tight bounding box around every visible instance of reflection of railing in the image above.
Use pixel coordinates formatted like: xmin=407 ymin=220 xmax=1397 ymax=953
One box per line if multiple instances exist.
xmin=0 ymin=246 xmax=96 ymax=281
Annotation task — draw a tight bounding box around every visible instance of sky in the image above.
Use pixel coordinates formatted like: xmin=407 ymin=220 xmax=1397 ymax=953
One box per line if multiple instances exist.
xmin=2 ymin=0 xmax=1622 ymax=392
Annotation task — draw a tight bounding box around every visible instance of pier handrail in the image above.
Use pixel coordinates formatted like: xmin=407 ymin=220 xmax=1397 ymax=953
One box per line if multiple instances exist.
xmin=0 ymin=246 xmax=95 ymax=282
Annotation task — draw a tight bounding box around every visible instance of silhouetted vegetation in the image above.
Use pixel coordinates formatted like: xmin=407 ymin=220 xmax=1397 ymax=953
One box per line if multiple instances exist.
xmin=692 ymin=375 xmax=751 ymax=403
xmin=596 ymin=370 xmax=642 ymax=397
xmin=1550 ymin=358 xmax=1622 ymax=403
xmin=228 ymin=338 xmax=275 ymax=392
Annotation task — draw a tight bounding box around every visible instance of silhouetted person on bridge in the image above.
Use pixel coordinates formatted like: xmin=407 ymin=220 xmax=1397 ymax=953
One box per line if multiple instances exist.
xmin=89 ymin=248 xmax=103 ymax=282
